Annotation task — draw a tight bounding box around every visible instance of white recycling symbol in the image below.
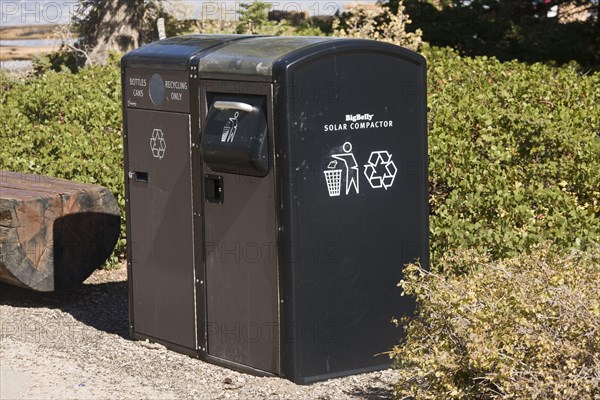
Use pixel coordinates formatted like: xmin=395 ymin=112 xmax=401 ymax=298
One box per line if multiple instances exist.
xmin=150 ymin=128 xmax=166 ymax=159
xmin=364 ymin=150 xmax=397 ymax=190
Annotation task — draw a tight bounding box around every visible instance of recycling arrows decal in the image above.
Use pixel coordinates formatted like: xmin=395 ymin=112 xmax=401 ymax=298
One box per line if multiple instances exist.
xmin=363 ymin=150 xmax=398 ymax=190
xmin=150 ymin=128 xmax=167 ymax=159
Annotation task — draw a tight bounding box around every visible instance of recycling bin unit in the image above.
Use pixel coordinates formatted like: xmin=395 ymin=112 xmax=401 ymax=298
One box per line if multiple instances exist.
xmin=122 ymin=35 xmax=428 ymax=383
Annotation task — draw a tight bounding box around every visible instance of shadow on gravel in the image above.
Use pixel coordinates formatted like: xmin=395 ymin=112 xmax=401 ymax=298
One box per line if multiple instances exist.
xmin=0 ymin=280 xmax=129 ymax=339
xmin=345 ymin=386 xmax=394 ymax=400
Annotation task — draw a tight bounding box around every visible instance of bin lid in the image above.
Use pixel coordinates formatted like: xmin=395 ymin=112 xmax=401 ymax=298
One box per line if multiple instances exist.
xmin=197 ymin=36 xmax=337 ymax=77
xmin=122 ymin=34 xmax=253 ymax=69
xmin=123 ymin=35 xmax=419 ymax=77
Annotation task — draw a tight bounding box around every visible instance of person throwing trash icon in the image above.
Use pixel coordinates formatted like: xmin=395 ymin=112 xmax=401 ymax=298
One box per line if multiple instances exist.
xmin=326 ymin=142 xmax=359 ymax=196
xmin=221 ymin=112 xmax=239 ymax=143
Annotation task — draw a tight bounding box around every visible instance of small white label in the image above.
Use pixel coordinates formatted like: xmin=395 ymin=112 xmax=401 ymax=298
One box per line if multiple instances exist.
xmin=345 ymin=113 xmax=374 ymax=122
xmin=323 ymin=113 xmax=393 ymax=132
xmin=164 ymin=80 xmax=188 ymax=90
xmin=129 ymin=77 xmax=146 ymax=87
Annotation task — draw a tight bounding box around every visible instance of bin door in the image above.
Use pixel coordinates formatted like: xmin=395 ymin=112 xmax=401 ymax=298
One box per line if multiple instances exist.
xmin=126 ymin=109 xmax=196 ymax=351
xmin=202 ymin=94 xmax=279 ymax=374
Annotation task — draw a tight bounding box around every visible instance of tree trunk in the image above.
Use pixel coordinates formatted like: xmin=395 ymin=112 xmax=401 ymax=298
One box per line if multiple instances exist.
xmin=77 ymin=0 xmax=146 ymax=64
xmin=0 ymin=171 xmax=120 ymax=291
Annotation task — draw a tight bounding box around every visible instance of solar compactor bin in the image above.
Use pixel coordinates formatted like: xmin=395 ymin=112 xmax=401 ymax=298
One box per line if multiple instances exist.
xmin=122 ymin=35 xmax=428 ymax=383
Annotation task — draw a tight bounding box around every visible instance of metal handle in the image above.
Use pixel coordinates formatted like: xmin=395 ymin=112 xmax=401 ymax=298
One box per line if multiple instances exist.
xmin=213 ymin=101 xmax=254 ymax=113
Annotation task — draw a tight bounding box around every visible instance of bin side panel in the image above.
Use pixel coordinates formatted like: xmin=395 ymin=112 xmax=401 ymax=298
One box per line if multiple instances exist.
xmin=278 ymin=48 xmax=428 ymax=382
xmin=126 ymin=109 xmax=197 ymax=350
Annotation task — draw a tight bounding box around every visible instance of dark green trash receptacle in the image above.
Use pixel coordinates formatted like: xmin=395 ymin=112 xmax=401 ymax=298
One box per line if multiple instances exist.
xmin=122 ymin=34 xmax=428 ymax=384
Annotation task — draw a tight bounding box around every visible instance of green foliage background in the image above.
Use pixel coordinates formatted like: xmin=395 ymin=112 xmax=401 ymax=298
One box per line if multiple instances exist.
xmin=401 ymin=0 xmax=600 ymax=72
xmin=425 ymin=46 xmax=600 ymax=266
xmin=0 ymin=60 xmax=125 ymax=260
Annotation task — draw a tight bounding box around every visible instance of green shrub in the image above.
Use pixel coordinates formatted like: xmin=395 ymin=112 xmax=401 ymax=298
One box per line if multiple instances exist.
xmin=0 ymin=71 xmax=17 ymax=102
xmin=333 ymin=2 xmax=423 ymax=51
xmin=425 ymin=47 xmax=600 ymax=265
xmin=236 ymin=1 xmax=280 ymax=34
xmin=0 ymin=63 xmax=124 ymax=262
xmin=402 ymin=0 xmax=600 ymax=72
xmin=32 ymin=49 xmax=82 ymax=75
xmin=392 ymin=245 xmax=600 ymax=399
xmin=234 ymin=1 xmax=325 ymax=36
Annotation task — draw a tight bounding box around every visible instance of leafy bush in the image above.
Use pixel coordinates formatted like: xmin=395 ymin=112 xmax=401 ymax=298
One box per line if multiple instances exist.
xmin=235 ymin=1 xmax=324 ymax=36
xmin=425 ymin=46 xmax=600 ymax=264
xmin=32 ymin=49 xmax=82 ymax=74
xmin=333 ymin=1 xmax=423 ymax=51
xmin=392 ymin=245 xmax=600 ymax=399
xmin=401 ymin=0 xmax=600 ymax=71
xmin=0 ymin=62 xmax=124 ymax=262
xmin=236 ymin=1 xmax=281 ymax=34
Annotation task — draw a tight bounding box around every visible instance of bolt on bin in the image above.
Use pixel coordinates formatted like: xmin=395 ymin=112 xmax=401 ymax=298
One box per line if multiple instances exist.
xmin=122 ymin=34 xmax=428 ymax=384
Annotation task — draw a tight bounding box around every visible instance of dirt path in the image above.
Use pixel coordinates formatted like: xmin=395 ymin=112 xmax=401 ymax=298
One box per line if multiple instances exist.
xmin=0 ymin=265 xmax=398 ymax=400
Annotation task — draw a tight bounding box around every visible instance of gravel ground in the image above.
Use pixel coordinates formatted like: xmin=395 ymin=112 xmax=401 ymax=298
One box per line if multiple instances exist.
xmin=0 ymin=264 xmax=398 ymax=400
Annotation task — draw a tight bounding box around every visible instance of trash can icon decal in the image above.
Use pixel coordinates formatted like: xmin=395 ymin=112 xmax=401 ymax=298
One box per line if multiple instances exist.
xmin=324 ymin=161 xmax=343 ymax=196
